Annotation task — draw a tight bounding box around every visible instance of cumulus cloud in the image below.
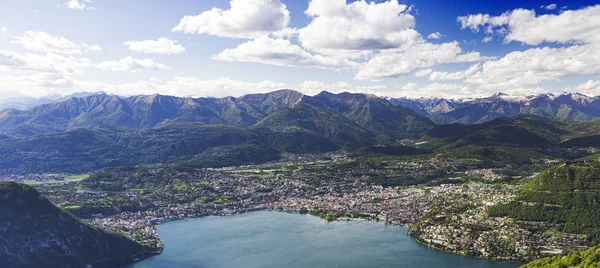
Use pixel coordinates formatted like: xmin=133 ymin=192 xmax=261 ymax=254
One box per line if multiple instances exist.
xmin=298 ymin=80 xmax=388 ymax=96
xmin=429 ymin=64 xmax=481 ymax=81
xmin=33 ymin=73 xmax=75 ymax=88
xmin=212 ymin=36 xmax=358 ymax=69
xmin=457 ymin=5 xmax=600 ymax=45
xmin=565 ymin=80 xmax=600 ymax=96
xmin=124 ymin=38 xmax=185 ymax=55
xmin=391 ymin=82 xmax=478 ymax=98
xmin=427 ymin=32 xmax=444 ymax=39
xmin=0 ymin=48 xmax=92 ymax=74
xmin=356 ymin=42 xmax=491 ymax=80
xmin=96 ymin=57 xmax=168 ymax=72
xmin=12 ymin=31 xmax=101 ymax=54
xmin=541 ymin=4 xmax=557 ymax=10
xmin=452 ymin=4 xmax=600 ymax=93
xmin=65 ymin=0 xmax=94 ymax=10
xmin=298 ymin=0 xmax=418 ymax=53
xmin=414 ymin=68 xmax=433 ymax=77
xmin=200 ymin=0 xmax=488 ymax=83
xmin=464 ymin=44 xmax=600 ymax=90
xmin=172 ymin=0 xmax=290 ymax=39
xmin=270 ymin=27 xmax=298 ymax=39
xmin=98 ymin=77 xmax=290 ymax=97
xmin=0 ymin=27 xmax=9 ymax=38
xmin=80 ymin=43 xmax=102 ymax=52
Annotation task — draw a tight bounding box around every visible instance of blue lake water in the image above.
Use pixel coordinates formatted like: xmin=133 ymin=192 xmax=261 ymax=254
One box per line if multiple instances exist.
xmin=127 ymin=211 xmax=519 ymax=268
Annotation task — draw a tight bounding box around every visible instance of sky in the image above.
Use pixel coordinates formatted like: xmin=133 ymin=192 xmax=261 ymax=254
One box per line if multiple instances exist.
xmin=1 ymin=0 xmax=600 ymax=100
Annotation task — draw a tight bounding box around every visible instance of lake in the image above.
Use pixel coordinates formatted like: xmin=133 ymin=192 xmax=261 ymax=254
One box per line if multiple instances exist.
xmin=127 ymin=211 xmax=519 ymax=268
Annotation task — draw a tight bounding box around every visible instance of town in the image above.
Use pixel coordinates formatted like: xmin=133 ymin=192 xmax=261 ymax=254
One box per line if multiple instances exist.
xmin=12 ymin=151 xmax=590 ymax=263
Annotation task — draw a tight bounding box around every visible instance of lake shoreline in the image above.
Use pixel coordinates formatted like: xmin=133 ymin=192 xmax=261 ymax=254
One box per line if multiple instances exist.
xmin=124 ymin=209 xmax=520 ymax=267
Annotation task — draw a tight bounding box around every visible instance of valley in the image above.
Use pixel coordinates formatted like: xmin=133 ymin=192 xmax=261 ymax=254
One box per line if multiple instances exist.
xmin=2 ymin=90 xmax=600 ymax=267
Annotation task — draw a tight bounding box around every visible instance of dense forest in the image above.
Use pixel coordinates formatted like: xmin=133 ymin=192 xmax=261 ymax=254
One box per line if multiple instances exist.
xmin=489 ymin=162 xmax=600 ymax=244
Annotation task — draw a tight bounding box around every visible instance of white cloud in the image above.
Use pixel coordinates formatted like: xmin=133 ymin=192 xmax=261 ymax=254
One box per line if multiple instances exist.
xmin=12 ymin=31 xmax=101 ymax=54
xmin=356 ymin=41 xmax=491 ymax=80
xmin=389 ymin=82 xmax=478 ymax=98
xmin=298 ymin=0 xmax=418 ymax=52
xmin=212 ymin=36 xmax=358 ymax=69
xmin=457 ymin=13 xmax=510 ymax=33
xmin=0 ymin=49 xmax=27 ymax=68
xmin=0 ymin=71 xmax=396 ymax=100
xmin=0 ymin=72 xmax=86 ymax=98
xmin=99 ymin=77 xmax=289 ymax=97
xmin=81 ymin=43 xmax=102 ymax=52
xmin=270 ymin=27 xmax=298 ymax=39
xmin=124 ymin=38 xmax=185 ymax=55
xmin=248 ymin=0 xmax=490 ymax=81
xmin=429 ymin=64 xmax=481 ymax=81
xmin=542 ymin=4 xmax=557 ymax=10
xmin=414 ymin=68 xmax=433 ymax=77
xmin=65 ymin=0 xmax=94 ymax=10
xmin=298 ymin=80 xmax=387 ymax=96
xmin=96 ymin=57 xmax=168 ymax=72
xmin=33 ymin=73 xmax=75 ymax=88
xmin=400 ymin=82 xmax=418 ymax=91
xmin=464 ymin=44 xmax=600 ymax=90
xmin=172 ymin=0 xmax=290 ymax=39
xmin=565 ymin=80 xmax=600 ymax=96
xmin=427 ymin=32 xmax=444 ymax=39
xmin=454 ymin=4 xmax=600 ymax=93
xmin=458 ymin=5 xmax=600 ymax=45
xmin=0 ymin=27 xmax=9 ymax=38
xmin=482 ymin=36 xmax=493 ymax=43
xmin=0 ymin=48 xmax=92 ymax=74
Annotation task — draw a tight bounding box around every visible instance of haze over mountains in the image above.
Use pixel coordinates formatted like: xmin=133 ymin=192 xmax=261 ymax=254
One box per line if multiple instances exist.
xmin=0 ymin=92 xmax=107 ymax=111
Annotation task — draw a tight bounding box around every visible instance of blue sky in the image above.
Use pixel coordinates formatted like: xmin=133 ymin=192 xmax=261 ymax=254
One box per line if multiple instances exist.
xmin=0 ymin=0 xmax=599 ymax=99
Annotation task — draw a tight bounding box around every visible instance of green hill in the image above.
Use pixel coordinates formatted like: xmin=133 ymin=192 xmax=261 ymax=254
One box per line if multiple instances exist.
xmin=254 ymin=103 xmax=375 ymax=149
xmin=0 ymin=123 xmax=280 ymax=174
xmin=489 ymin=161 xmax=600 ymax=243
xmin=423 ymin=116 xmax=598 ymax=149
xmin=307 ymin=91 xmax=434 ymax=139
xmin=0 ymin=182 xmax=154 ymax=267
xmin=522 ymin=245 xmax=600 ymax=268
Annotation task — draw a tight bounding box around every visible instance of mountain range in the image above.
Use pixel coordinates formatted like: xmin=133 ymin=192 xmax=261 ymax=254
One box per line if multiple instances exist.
xmin=3 ymin=90 xmax=599 ymax=129
xmin=390 ymin=92 xmax=600 ymax=124
xmin=1 ymin=89 xmax=600 ymax=174
xmin=0 ymin=89 xmax=431 ymax=139
xmin=0 ymin=90 xmax=433 ymax=174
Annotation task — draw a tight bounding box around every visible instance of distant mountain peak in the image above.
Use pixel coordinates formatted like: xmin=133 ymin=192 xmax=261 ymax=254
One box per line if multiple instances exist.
xmin=389 ymin=91 xmax=600 ymax=124
xmin=491 ymin=92 xmax=509 ymax=97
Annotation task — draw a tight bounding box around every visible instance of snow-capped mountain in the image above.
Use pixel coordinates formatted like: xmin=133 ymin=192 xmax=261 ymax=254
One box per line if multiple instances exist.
xmin=389 ymin=92 xmax=600 ymax=124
